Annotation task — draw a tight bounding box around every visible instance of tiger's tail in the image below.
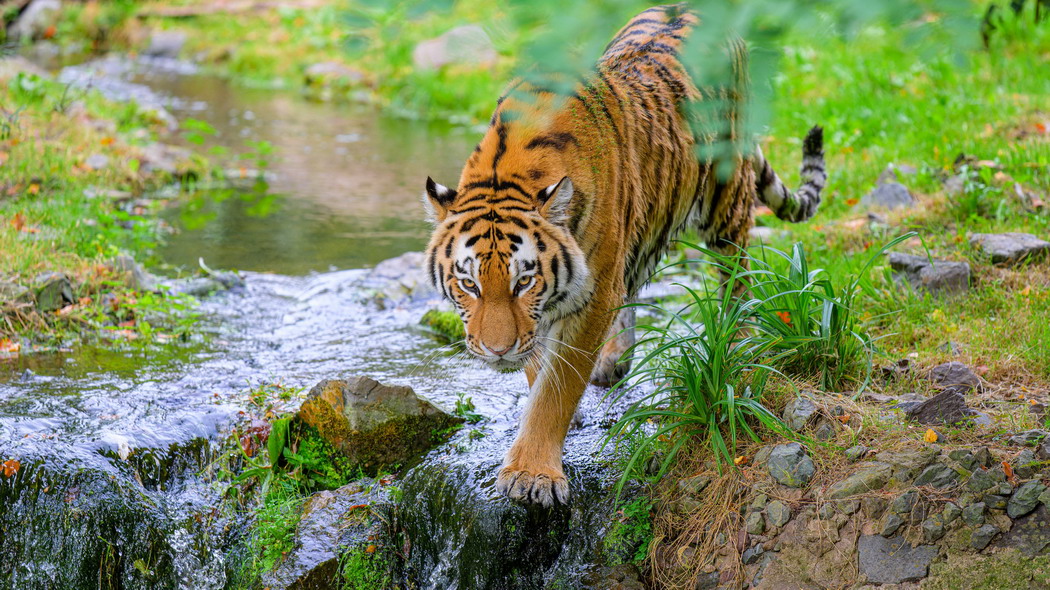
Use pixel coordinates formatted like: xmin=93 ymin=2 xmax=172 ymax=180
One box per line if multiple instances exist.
xmin=753 ymin=125 xmax=826 ymax=222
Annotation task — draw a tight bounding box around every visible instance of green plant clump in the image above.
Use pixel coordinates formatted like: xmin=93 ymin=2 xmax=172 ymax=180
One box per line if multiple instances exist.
xmin=419 ymin=309 xmax=466 ymax=343
xmin=340 ymin=546 xmax=393 ymax=590
xmin=603 ymin=496 xmax=654 ymax=565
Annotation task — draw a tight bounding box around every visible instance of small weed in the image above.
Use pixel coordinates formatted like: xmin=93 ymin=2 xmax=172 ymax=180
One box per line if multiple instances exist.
xmin=604 ymin=496 xmax=654 ymax=565
xmin=453 ymin=392 xmax=484 ymax=424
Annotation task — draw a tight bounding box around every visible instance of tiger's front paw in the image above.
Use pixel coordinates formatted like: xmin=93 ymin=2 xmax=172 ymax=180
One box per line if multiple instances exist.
xmin=496 ymin=462 xmax=570 ymax=507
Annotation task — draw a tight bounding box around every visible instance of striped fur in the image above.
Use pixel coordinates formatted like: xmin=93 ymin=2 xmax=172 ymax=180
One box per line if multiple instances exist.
xmin=423 ymin=5 xmax=825 ymax=506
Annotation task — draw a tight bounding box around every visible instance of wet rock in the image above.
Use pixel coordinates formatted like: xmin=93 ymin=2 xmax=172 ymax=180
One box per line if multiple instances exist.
xmin=1009 ymin=429 xmax=1048 ymax=446
xmin=358 ymin=252 xmax=435 ymax=307
xmin=859 ymin=182 xmax=917 ymax=210
xmin=888 ymin=252 xmax=971 ymax=295
xmin=746 ymin=511 xmax=765 ymax=535
xmin=297 ymin=377 xmax=462 ymax=472
xmin=163 ymin=271 xmax=243 ymax=297
xmin=782 ymin=396 xmax=819 ymax=431
xmin=881 ymin=513 xmax=905 ymax=537
xmin=905 ymin=390 xmax=975 ymax=426
xmin=419 ymin=309 xmax=465 ymax=343
xmin=858 ymin=535 xmax=938 ymax=584
xmin=972 ymin=524 xmax=999 ymax=551
xmin=304 ymin=61 xmax=367 ymax=100
xmin=582 ymin=563 xmax=646 ymax=590
xmin=994 ymin=504 xmax=1050 ymax=556
xmin=846 ymin=444 xmax=869 ymax=463
xmin=144 ymin=31 xmax=187 ymax=59
xmin=33 ymin=271 xmax=73 ymax=312
xmin=107 ymin=255 xmax=158 ymax=291
xmin=766 ymin=500 xmax=791 ymax=527
xmin=969 ymin=232 xmax=1050 ymax=265
xmin=963 ymin=502 xmax=986 ymax=526
xmin=264 ymin=483 xmax=384 ymax=590
xmin=767 ymin=443 xmax=815 ymax=488
xmin=9 ymin=0 xmax=61 ymax=41
xmin=412 ymin=25 xmax=498 ymax=71
xmin=928 ymin=361 xmax=982 ymax=393
xmin=1008 ymin=481 xmax=1047 ymax=518
xmin=828 ymin=463 xmax=891 ymax=499
xmin=913 ymin=463 xmax=960 ymax=489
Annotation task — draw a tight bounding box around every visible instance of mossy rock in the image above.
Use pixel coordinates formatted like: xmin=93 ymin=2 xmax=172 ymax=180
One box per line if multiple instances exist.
xmin=925 ymin=550 xmax=1050 ymax=589
xmin=419 ymin=309 xmax=465 ymax=343
xmin=297 ymin=377 xmax=463 ymax=474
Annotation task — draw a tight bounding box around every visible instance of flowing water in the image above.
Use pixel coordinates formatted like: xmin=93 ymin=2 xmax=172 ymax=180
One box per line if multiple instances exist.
xmin=0 ymin=57 xmax=634 ymax=590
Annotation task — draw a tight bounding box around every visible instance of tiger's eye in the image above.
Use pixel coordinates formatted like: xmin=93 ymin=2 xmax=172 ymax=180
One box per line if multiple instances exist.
xmin=462 ymin=279 xmax=476 ymax=289
xmin=517 ymin=276 xmax=531 ymax=286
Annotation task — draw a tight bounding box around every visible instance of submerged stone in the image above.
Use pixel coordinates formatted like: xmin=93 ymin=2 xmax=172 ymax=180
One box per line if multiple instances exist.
xmin=297 ymin=377 xmax=462 ymax=472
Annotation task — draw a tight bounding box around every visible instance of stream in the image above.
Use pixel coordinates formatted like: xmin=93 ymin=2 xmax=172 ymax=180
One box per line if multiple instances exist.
xmin=0 ymin=57 xmax=636 ymax=589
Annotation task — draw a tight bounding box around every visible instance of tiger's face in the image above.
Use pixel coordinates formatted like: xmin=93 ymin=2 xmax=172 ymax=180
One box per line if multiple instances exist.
xmin=423 ymin=176 xmax=591 ymax=370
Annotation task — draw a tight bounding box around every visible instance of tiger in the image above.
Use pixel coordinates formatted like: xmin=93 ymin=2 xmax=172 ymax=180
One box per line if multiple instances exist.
xmin=423 ymin=4 xmax=826 ymax=506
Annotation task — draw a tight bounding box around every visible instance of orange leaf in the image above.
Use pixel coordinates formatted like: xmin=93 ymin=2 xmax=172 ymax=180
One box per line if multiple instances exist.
xmin=734 ymin=455 xmax=748 ymax=465
xmin=1003 ymin=461 xmax=1015 ymax=482
xmin=1020 ymin=286 xmax=1032 ymax=296
xmin=0 ymin=339 xmax=19 ymax=354
xmin=348 ymin=504 xmax=369 ymax=511
xmin=9 ymin=212 xmax=26 ymax=230
xmin=845 ymin=198 xmax=859 ymax=206
xmin=1037 ymin=122 xmax=1047 ymax=134
xmin=27 ymin=183 xmax=39 ymax=195
xmin=43 ymin=25 xmax=56 ymax=39
xmin=365 ymin=545 xmax=377 ymax=554
xmin=837 ymin=414 xmax=852 ymax=424
xmin=100 ymin=137 xmax=115 ymax=146
xmin=2 ymin=459 xmax=20 ymax=477
xmin=923 ymin=428 xmax=938 ymax=443
xmin=776 ymin=311 xmax=792 ymax=326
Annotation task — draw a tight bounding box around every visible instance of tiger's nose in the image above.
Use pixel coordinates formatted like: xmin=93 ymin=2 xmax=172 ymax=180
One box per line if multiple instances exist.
xmin=483 ymin=341 xmax=515 ymax=357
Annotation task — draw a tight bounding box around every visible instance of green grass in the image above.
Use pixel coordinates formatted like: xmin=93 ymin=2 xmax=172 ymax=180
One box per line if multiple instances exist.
xmin=0 ymin=70 xmax=208 ymax=346
xmin=603 ymin=496 xmax=654 ymax=565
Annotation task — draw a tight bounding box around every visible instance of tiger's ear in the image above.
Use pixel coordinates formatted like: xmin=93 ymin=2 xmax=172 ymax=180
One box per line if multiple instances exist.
xmin=423 ymin=177 xmax=457 ymax=223
xmin=537 ymin=176 xmax=573 ymax=225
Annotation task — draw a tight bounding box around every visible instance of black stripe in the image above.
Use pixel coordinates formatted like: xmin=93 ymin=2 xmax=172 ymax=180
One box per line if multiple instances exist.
xmin=506 ymin=216 xmax=529 ymax=229
xmin=525 ymin=132 xmax=579 ymax=151
xmin=465 ymin=235 xmax=481 ymax=248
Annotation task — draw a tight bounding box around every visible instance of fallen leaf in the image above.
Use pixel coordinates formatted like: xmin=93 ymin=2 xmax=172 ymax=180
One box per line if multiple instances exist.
xmin=9 ymin=212 xmax=26 ymax=230
xmin=776 ymin=311 xmax=792 ymax=326
xmin=845 ymin=198 xmax=859 ymax=206
xmin=0 ymin=339 xmax=19 ymax=354
xmin=734 ymin=455 xmax=748 ymax=465
xmin=348 ymin=504 xmax=370 ymax=511
xmin=1037 ymin=122 xmax=1047 ymax=134
xmin=924 ymin=428 xmax=938 ymax=443
xmin=365 ymin=545 xmax=377 ymax=554
xmin=1021 ymin=286 xmax=1032 ymax=296
xmin=2 ymin=459 xmax=20 ymax=477
xmin=43 ymin=25 xmax=55 ymax=39
xmin=837 ymin=414 xmax=852 ymax=424
xmin=1003 ymin=461 xmax=1015 ymax=482
xmin=27 ymin=183 xmax=39 ymax=195
xmin=100 ymin=137 xmax=115 ymax=146
xmin=975 ymin=365 xmax=990 ymax=376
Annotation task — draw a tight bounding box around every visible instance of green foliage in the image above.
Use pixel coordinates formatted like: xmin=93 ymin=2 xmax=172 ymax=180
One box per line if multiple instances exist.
xmin=340 ymin=546 xmax=393 ymax=590
xmin=453 ymin=392 xmax=484 ymax=424
xmin=604 ymin=496 xmax=654 ymax=565
xmin=605 ymin=265 xmax=789 ymax=491
xmin=419 ymin=309 xmax=466 ymax=343
xmin=236 ymin=478 xmax=306 ymax=584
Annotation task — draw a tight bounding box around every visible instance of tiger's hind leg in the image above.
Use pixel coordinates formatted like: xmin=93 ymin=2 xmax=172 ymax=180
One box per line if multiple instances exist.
xmin=589 ymin=306 xmax=635 ymax=388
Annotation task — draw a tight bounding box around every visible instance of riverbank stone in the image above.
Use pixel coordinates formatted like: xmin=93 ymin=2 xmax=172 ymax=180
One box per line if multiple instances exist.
xmin=782 ymin=396 xmax=819 ymax=431
xmin=767 ymin=443 xmax=815 ymax=487
xmin=970 ymin=232 xmax=1050 ymax=265
xmin=1008 ymin=481 xmax=1047 ymax=518
xmin=928 ymin=361 xmax=982 ymax=393
xmin=888 ymin=252 xmax=971 ymax=295
xmin=828 ymin=463 xmax=892 ymax=499
xmin=297 ymin=377 xmax=462 ymax=472
xmin=905 ymin=390 xmax=975 ymax=425
xmin=33 ymin=271 xmax=73 ymax=312
xmin=766 ymin=500 xmax=791 ymax=527
xmin=858 ymin=535 xmax=938 ymax=584
xmin=859 ymin=182 xmax=917 ymax=210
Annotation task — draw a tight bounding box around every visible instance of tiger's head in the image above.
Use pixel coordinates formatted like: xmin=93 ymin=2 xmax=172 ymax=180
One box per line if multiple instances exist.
xmin=423 ymin=175 xmax=591 ymax=370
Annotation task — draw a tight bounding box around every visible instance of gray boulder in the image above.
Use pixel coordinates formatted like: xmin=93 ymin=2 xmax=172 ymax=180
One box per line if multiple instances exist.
xmin=144 ymin=31 xmax=186 ymax=59
xmin=766 ymin=443 xmax=815 ymax=488
xmin=33 ymin=271 xmax=73 ymax=312
xmin=888 ymin=252 xmax=971 ymax=295
xmin=905 ymin=390 xmax=976 ymax=426
xmin=412 ymin=25 xmax=498 ymax=71
xmin=970 ymin=232 xmax=1050 ymax=265
xmin=297 ymin=377 xmax=462 ymax=472
xmin=9 ymin=0 xmax=61 ymax=41
xmin=782 ymin=396 xmax=819 ymax=431
xmin=857 ymin=535 xmax=938 ymax=584
xmin=928 ymin=361 xmax=982 ymax=393
xmin=858 ymin=182 xmax=916 ymax=210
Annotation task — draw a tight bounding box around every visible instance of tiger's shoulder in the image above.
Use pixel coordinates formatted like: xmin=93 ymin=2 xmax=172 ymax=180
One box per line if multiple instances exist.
xmin=600 ymin=4 xmax=697 ymax=66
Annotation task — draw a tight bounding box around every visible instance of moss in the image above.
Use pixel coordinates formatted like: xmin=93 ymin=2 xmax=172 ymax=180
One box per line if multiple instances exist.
xmin=340 ymin=546 xmax=393 ymax=590
xmin=419 ymin=309 xmax=466 ymax=343
xmin=235 ymin=481 xmax=306 ymax=585
xmin=925 ymin=550 xmax=1050 ymax=590
xmin=603 ymin=496 xmax=653 ymax=565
